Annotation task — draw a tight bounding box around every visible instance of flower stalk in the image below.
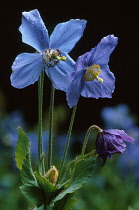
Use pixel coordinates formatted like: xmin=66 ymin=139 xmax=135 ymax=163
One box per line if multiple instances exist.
xmin=38 ymin=70 xmax=45 ymax=175
xmin=57 ymin=105 xmax=77 ymax=184
xmin=81 ymin=125 xmax=102 ymax=158
xmin=48 ymin=85 xmax=55 ymax=169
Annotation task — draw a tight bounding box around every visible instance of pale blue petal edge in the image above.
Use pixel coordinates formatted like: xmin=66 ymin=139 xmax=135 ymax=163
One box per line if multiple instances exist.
xmin=19 ymin=9 xmax=49 ymax=52
xmin=89 ymin=35 xmax=118 ymax=66
xmin=50 ymin=19 xmax=87 ymax=53
xmin=11 ymin=52 xmax=44 ymax=88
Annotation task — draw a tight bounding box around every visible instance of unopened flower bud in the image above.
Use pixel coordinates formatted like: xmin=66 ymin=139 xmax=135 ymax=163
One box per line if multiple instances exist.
xmin=43 ymin=165 xmax=58 ymax=184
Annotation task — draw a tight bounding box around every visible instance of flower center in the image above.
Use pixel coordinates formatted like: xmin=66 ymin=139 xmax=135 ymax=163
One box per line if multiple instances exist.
xmin=42 ymin=49 xmax=66 ymax=67
xmin=84 ymin=64 xmax=103 ymax=83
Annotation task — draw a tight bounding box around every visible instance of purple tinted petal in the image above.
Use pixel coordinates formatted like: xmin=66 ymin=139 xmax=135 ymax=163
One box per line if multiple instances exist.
xmin=104 ymin=129 xmax=135 ymax=143
xmin=75 ymin=51 xmax=92 ymax=73
xmin=96 ymin=132 xmax=108 ymax=165
xmin=81 ymin=66 xmax=115 ymax=99
xmin=104 ymin=134 xmax=126 ymax=154
xmin=19 ymin=9 xmax=49 ymax=52
xmin=50 ymin=19 xmax=87 ymax=53
xmin=11 ymin=53 xmax=43 ymax=88
xmin=46 ymin=54 xmax=75 ymax=91
xmin=89 ymin=35 xmax=118 ymax=66
xmin=96 ymin=132 xmax=108 ymax=154
xmin=66 ymin=71 xmax=84 ymax=108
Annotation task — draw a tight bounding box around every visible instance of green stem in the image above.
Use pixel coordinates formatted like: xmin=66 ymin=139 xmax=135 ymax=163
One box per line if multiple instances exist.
xmin=48 ymin=85 xmax=55 ymax=169
xmin=81 ymin=125 xmax=102 ymax=158
xmin=57 ymin=105 xmax=77 ymax=184
xmin=38 ymin=70 xmax=45 ymax=174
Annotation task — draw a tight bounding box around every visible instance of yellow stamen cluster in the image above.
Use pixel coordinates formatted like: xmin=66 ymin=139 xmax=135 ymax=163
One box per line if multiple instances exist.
xmin=84 ymin=64 xmax=103 ymax=83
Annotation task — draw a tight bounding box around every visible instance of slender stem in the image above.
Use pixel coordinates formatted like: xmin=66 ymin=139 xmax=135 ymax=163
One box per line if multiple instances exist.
xmin=57 ymin=105 xmax=77 ymax=184
xmin=48 ymin=85 xmax=55 ymax=169
xmin=38 ymin=70 xmax=45 ymax=174
xmin=81 ymin=125 xmax=102 ymax=158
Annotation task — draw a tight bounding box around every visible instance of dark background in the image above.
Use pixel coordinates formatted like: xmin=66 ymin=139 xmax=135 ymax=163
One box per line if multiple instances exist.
xmin=0 ymin=0 xmax=138 ymax=131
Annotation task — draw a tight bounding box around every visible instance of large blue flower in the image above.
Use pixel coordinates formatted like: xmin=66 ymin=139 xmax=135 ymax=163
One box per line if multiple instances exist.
xmin=11 ymin=9 xmax=87 ymax=90
xmin=66 ymin=35 xmax=118 ymax=107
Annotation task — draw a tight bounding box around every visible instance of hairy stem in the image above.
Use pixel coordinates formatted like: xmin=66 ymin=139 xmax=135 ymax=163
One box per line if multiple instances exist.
xmin=48 ymin=85 xmax=55 ymax=169
xmin=81 ymin=125 xmax=102 ymax=158
xmin=38 ymin=70 xmax=45 ymax=174
xmin=57 ymin=105 xmax=77 ymax=184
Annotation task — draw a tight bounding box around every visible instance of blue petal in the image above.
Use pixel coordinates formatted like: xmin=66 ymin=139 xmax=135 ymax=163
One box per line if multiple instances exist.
xmin=75 ymin=51 xmax=92 ymax=73
xmin=45 ymin=53 xmax=75 ymax=91
xmin=11 ymin=53 xmax=44 ymax=88
xmin=19 ymin=9 xmax=49 ymax=52
xmin=66 ymin=71 xmax=84 ymax=108
xmin=81 ymin=66 xmax=115 ymax=98
xmin=89 ymin=35 xmax=118 ymax=66
xmin=49 ymin=19 xmax=87 ymax=53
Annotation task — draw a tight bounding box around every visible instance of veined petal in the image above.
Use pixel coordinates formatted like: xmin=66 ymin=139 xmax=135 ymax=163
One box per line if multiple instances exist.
xmin=75 ymin=51 xmax=92 ymax=73
xmin=11 ymin=53 xmax=44 ymax=88
xmin=105 ymin=134 xmax=126 ymax=154
xmin=81 ymin=66 xmax=115 ymax=98
xmin=45 ymin=54 xmax=75 ymax=91
xmin=89 ymin=35 xmax=118 ymax=66
xmin=59 ymin=52 xmax=75 ymax=75
xmin=66 ymin=71 xmax=84 ymax=108
xmin=19 ymin=9 xmax=49 ymax=52
xmin=50 ymin=19 xmax=87 ymax=53
xmin=104 ymin=129 xmax=135 ymax=143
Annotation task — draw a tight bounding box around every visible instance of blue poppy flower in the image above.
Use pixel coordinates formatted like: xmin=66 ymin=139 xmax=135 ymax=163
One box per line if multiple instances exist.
xmin=96 ymin=129 xmax=135 ymax=166
xmin=66 ymin=35 xmax=118 ymax=108
xmin=11 ymin=9 xmax=87 ymax=90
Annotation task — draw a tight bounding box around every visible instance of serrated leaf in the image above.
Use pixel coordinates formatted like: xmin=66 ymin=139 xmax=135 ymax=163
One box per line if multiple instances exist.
xmin=15 ymin=127 xmax=30 ymax=170
xmin=20 ymin=153 xmax=45 ymax=207
xmin=20 ymin=184 xmax=45 ymax=207
xmin=48 ymin=157 xmax=96 ymax=209
xmin=52 ymin=193 xmax=77 ymax=210
xmin=35 ymin=172 xmax=56 ymax=204
xmin=20 ymin=153 xmax=37 ymax=185
xmin=60 ymin=151 xmax=96 ymax=186
xmin=16 ymin=128 xmax=45 ymax=207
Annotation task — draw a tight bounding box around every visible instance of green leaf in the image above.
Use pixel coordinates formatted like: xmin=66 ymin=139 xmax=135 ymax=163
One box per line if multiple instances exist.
xmin=20 ymin=153 xmax=38 ymax=185
xmin=35 ymin=172 xmax=56 ymax=204
xmin=48 ymin=156 xmax=96 ymax=209
xmin=60 ymin=151 xmax=96 ymax=186
xmin=20 ymin=184 xmax=45 ymax=207
xmin=20 ymin=154 xmax=45 ymax=207
xmin=76 ymin=150 xmax=97 ymax=160
xmin=15 ymin=128 xmax=45 ymax=207
xmin=52 ymin=193 xmax=77 ymax=210
xmin=15 ymin=127 xmax=30 ymax=170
